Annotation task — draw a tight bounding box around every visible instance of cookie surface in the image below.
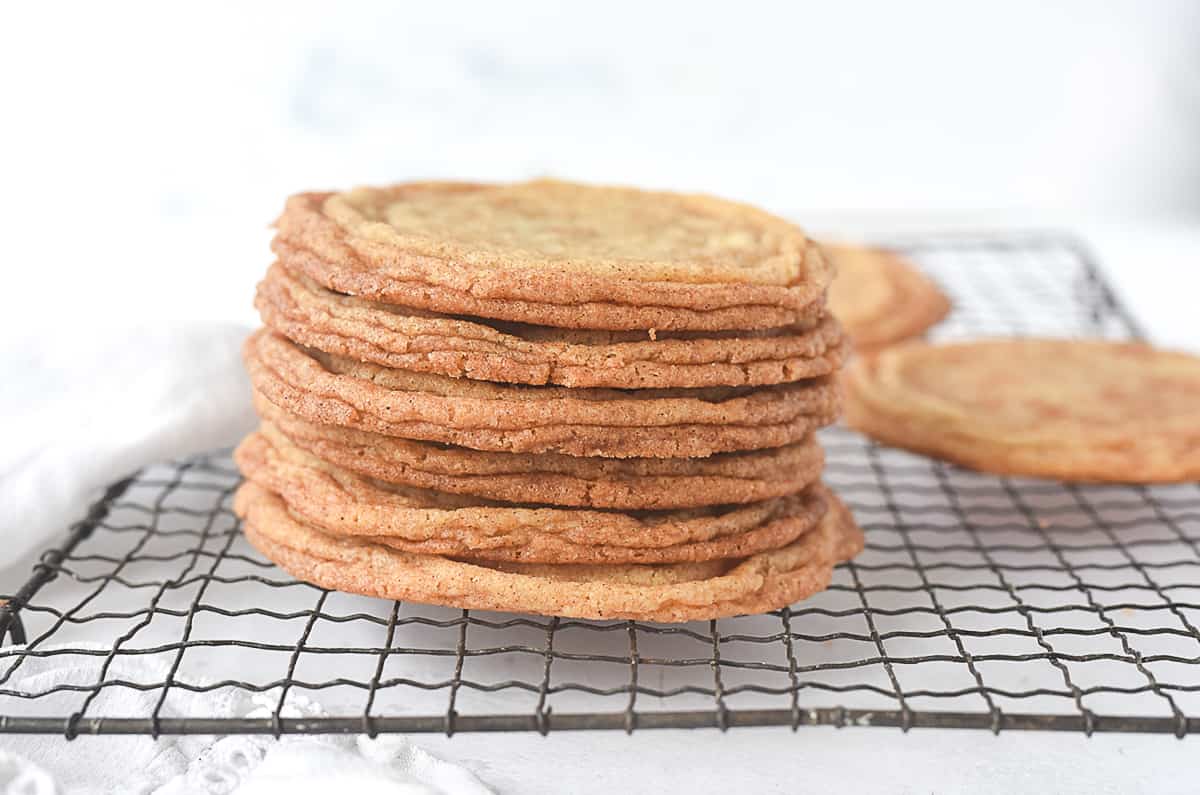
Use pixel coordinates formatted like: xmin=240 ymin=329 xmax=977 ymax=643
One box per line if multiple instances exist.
xmin=235 ymin=481 xmax=862 ymax=621
xmin=257 ymin=263 xmax=848 ymax=388
xmin=245 ymin=329 xmax=841 ymax=458
xmin=272 ymin=181 xmax=834 ymax=331
xmin=236 ymin=429 xmax=831 ymax=564
xmin=826 ymin=243 xmax=951 ymax=350
xmin=255 ymin=394 xmax=824 ymax=509
xmin=844 ymin=339 xmax=1200 ymax=482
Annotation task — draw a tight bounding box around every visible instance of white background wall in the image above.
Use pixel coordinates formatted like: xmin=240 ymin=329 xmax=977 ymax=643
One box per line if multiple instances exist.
xmin=2 ymin=1 xmax=1198 ymax=336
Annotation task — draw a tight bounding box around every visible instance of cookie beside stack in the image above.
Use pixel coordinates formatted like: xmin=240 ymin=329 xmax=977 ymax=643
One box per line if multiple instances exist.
xmin=844 ymin=338 xmax=1200 ymax=482
xmin=234 ymin=180 xmax=863 ymax=621
xmin=825 ymin=243 xmax=952 ymax=352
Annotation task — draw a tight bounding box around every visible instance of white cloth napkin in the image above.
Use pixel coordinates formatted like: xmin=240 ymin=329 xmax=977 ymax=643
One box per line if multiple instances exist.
xmin=0 ymin=645 xmax=491 ymax=794
xmin=1 ymin=324 xmax=257 ymax=565
xmin=0 ymin=325 xmax=491 ymax=794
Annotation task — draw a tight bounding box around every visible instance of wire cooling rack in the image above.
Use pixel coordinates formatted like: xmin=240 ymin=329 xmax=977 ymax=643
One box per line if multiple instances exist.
xmin=2 ymin=233 xmax=1198 ymax=739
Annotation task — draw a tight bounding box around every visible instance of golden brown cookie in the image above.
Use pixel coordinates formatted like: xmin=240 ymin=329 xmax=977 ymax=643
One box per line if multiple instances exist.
xmin=825 ymin=243 xmax=951 ymax=351
xmin=844 ymin=339 xmax=1200 ymax=482
xmin=254 ymin=394 xmax=825 ymax=509
xmin=235 ymin=481 xmax=862 ymax=621
xmin=235 ymin=429 xmax=831 ymax=564
xmin=831 ymin=497 xmax=866 ymax=563
xmin=272 ymin=180 xmax=833 ymax=331
xmin=245 ymin=329 xmax=841 ymax=458
xmin=257 ymin=263 xmax=848 ymax=389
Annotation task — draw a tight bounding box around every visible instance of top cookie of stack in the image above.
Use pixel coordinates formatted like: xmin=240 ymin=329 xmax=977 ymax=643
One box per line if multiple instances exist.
xmin=270 ymin=179 xmax=835 ymax=334
xmin=236 ymin=179 xmax=861 ymax=621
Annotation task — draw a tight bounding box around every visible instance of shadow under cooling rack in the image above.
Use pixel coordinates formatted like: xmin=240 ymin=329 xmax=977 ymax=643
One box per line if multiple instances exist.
xmin=2 ymin=233 xmax=1199 ymax=738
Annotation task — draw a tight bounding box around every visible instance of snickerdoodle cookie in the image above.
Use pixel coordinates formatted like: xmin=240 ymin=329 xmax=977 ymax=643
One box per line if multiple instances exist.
xmin=257 ymin=263 xmax=848 ymax=388
xmin=826 ymin=243 xmax=950 ymax=351
xmin=245 ymin=329 xmax=841 ymax=458
xmin=272 ymin=180 xmax=833 ymax=331
xmin=254 ymin=394 xmax=825 ymax=509
xmin=235 ymin=480 xmax=862 ymax=621
xmin=844 ymin=338 xmax=1200 ymax=482
xmin=236 ymin=429 xmax=833 ymax=565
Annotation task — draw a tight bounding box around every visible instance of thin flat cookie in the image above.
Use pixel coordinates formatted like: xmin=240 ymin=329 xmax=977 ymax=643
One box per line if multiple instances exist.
xmin=257 ymin=262 xmax=848 ymax=388
xmin=235 ymin=481 xmax=862 ymax=621
xmin=272 ymin=180 xmax=833 ymax=331
xmin=255 ymin=394 xmax=825 ymax=509
xmin=844 ymin=339 xmax=1200 ymax=482
xmin=235 ymin=429 xmax=829 ymax=564
xmin=245 ymin=329 xmax=841 ymax=458
xmin=826 ymin=243 xmax=951 ymax=351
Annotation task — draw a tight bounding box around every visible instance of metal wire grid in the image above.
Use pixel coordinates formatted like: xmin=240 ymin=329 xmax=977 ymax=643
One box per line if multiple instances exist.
xmin=2 ymin=233 xmax=1198 ymax=738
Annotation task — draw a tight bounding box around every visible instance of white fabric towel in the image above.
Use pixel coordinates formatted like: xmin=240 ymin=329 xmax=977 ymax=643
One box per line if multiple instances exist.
xmin=0 ymin=645 xmax=491 ymax=794
xmin=0 ymin=325 xmax=492 ymax=794
xmin=2 ymin=324 xmax=257 ymax=565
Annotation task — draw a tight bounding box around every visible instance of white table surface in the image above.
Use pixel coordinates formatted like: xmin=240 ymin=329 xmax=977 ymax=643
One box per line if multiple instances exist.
xmin=2 ymin=216 xmax=1198 ymax=794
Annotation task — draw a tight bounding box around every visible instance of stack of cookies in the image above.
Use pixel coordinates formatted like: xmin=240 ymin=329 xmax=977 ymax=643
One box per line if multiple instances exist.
xmin=234 ymin=180 xmax=863 ymax=621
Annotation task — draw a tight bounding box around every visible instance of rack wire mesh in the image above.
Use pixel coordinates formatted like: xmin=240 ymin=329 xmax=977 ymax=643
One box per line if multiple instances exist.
xmin=2 ymin=233 xmax=1198 ymax=738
